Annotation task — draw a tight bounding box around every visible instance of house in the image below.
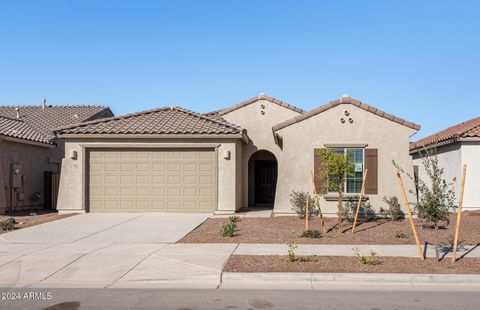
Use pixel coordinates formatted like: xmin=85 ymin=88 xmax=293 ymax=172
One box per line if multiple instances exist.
xmin=410 ymin=116 xmax=480 ymax=211
xmin=54 ymin=94 xmax=420 ymax=215
xmin=0 ymin=101 xmax=113 ymax=214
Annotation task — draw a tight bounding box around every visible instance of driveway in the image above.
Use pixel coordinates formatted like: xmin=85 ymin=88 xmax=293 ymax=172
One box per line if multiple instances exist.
xmin=0 ymin=213 xmax=236 ymax=288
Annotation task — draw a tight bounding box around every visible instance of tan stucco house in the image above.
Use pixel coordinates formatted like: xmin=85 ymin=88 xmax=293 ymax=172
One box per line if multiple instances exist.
xmin=54 ymin=94 xmax=420 ymax=215
xmin=410 ymin=116 xmax=480 ymax=211
xmin=0 ymin=102 xmax=113 ymax=214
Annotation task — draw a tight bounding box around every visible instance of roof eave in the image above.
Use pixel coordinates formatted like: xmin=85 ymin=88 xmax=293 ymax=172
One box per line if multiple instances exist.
xmin=56 ymin=133 xmax=246 ymax=140
xmin=0 ymin=135 xmax=55 ymax=148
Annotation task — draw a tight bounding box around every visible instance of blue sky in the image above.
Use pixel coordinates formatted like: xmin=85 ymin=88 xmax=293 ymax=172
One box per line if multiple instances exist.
xmin=1 ymin=0 xmax=479 ymax=139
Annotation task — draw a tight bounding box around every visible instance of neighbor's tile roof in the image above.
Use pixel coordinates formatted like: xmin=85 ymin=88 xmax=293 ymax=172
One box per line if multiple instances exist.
xmin=54 ymin=106 xmax=243 ymax=135
xmin=272 ymin=96 xmax=421 ymax=132
xmin=410 ymin=116 xmax=480 ymax=152
xmin=0 ymin=105 xmax=113 ymax=145
xmin=0 ymin=116 xmax=51 ymax=144
xmin=216 ymin=93 xmax=305 ymax=116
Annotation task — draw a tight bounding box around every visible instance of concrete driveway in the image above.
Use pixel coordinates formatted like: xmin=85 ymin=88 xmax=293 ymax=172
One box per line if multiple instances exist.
xmin=0 ymin=213 xmax=236 ymax=289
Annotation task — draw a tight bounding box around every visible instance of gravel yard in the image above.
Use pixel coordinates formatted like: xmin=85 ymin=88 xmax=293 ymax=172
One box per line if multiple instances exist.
xmin=180 ymin=211 xmax=480 ymax=245
xmin=224 ymin=255 xmax=480 ymax=274
xmin=0 ymin=210 xmax=77 ymax=233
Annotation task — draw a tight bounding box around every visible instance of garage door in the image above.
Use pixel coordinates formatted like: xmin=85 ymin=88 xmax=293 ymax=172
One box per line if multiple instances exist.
xmin=88 ymin=148 xmax=217 ymax=212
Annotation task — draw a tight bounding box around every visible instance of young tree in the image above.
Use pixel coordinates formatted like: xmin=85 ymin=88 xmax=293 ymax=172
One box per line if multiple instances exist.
xmin=316 ymin=149 xmax=354 ymax=229
xmin=394 ymin=148 xmax=456 ymax=229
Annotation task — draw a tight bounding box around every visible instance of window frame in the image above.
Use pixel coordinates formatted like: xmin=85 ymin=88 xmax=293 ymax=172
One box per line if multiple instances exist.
xmin=328 ymin=147 xmax=365 ymax=194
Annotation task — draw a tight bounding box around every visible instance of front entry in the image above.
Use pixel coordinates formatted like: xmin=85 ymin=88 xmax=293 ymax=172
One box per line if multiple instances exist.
xmin=248 ymin=150 xmax=278 ymax=208
xmin=254 ymin=160 xmax=277 ymax=204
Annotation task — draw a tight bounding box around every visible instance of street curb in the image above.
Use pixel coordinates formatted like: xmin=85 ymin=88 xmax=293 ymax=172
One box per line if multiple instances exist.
xmin=221 ymin=272 xmax=480 ymax=287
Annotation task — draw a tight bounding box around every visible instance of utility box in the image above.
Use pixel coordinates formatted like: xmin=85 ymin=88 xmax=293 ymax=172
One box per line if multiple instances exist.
xmin=10 ymin=164 xmax=22 ymax=189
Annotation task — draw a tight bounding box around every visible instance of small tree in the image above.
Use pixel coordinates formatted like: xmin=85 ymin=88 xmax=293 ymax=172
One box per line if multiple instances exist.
xmin=316 ymin=149 xmax=354 ymax=228
xmin=394 ymin=148 xmax=456 ymax=229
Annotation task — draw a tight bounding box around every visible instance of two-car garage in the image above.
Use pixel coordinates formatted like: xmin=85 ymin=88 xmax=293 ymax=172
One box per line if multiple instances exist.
xmin=54 ymin=106 xmax=244 ymax=214
xmin=88 ymin=148 xmax=217 ymax=213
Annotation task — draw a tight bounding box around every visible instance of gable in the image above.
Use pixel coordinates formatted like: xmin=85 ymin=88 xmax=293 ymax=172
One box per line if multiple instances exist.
xmin=273 ymin=96 xmax=420 ymax=133
xmin=274 ymin=102 xmax=419 ymax=145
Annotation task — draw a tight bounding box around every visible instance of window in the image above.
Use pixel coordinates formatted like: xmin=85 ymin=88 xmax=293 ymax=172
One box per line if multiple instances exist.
xmin=328 ymin=148 xmax=364 ymax=194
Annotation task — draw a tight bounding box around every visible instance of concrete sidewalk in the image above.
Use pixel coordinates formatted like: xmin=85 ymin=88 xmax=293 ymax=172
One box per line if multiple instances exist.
xmin=234 ymin=243 xmax=480 ymax=258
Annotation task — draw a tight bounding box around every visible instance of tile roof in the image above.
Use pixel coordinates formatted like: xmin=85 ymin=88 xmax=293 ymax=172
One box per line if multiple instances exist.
xmin=0 ymin=116 xmax=51 ymax=144
xmin=54 ymin=106 xmax=243 ymax=136
xmin=410 ymin=116 xmax=480 ymax=152
xmin=217 ymin=93 xmax=305 ymax=116
xmin=0 ymin=105 xmax=113 ymax=145
xmin=272 ymin=96 xmax=421 ymax=132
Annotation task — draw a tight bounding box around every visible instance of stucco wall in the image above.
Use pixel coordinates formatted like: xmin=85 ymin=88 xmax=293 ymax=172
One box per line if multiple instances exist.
xmin=459 ymin=142 xmax=480 ymax=210
xmin=275 ymin=103 xmax=418 ymax=215
xmin=221 ymin=99 xmax=302 ymax=209
xmin=412 ymin=141 xmax=479 ymax=211
xmin=412 ymin=142 xmax=462 ymax=203
xmin=0 ymin=139 xmax=62 ymax=213
xmin=57 ymin=137 xmax=242 ymax=214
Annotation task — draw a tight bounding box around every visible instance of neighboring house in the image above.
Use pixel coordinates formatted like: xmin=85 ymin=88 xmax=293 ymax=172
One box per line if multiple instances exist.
xmin=410 ymin=117 xmax=480 ymax=211
xmin=54 ymin=94 xmax=419 ymax=215
xmin=0 ymin=102 xmax=113 ymax=214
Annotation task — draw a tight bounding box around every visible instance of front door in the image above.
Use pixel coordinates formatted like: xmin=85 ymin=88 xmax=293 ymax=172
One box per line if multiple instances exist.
xmin=254 ymin=160 xmax=277 ymax=205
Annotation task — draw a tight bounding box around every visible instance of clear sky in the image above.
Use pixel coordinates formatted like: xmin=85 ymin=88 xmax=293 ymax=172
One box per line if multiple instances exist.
xmin=1 ymin=0 xmax=479 ymax=140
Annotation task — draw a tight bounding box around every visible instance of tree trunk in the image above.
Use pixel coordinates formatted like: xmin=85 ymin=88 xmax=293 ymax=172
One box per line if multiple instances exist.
xmin=336 ymin=185 xmax=344 ymax=230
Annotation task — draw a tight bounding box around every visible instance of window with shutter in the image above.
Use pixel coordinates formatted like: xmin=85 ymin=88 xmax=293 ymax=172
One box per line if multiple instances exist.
xmin=364 ymin=148 xmax=378 ymax=194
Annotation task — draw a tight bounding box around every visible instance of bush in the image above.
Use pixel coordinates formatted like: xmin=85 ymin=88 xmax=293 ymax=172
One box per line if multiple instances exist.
xmin=297 ymin=255 xmax=316 ymax=262
xmin=220 ymin=223 xmax=237 ymax=237
xmin=287 ymin=230 xmax=298 ymax=262
xmin=394 ymin=149 xmax=456 ymax=229
xmin=353 ymin=248 xmax=379 ymax=265
xmin=301 ymin=230 xmax=322 ymax=238
xmin=229 ymin=215 xmax=240 ymax=223
xmin=344 ymin=201 xmax=376 ymax=222
xmin=395 ymin=231 xmax=407 ymax=239
xmin=380 ymin=196 xmax=405 ymax=221
xmin=290 ymin=191 xmax=316 ymax=219
xmin=0 ymin=218 xmax=16 ymax=232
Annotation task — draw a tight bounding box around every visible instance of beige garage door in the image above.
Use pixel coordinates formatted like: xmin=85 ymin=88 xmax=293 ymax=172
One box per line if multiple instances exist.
xmin=88 ymin=148 xmax=217 ymax=212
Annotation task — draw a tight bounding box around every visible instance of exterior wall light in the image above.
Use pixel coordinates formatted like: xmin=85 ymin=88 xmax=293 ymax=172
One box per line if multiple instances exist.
xmin=70 ymin=150 xmax=78 ymax=160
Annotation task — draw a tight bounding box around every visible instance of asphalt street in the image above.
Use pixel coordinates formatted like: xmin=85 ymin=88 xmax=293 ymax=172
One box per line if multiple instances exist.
xmin=1 ymin=287 xmax=479 ymax=310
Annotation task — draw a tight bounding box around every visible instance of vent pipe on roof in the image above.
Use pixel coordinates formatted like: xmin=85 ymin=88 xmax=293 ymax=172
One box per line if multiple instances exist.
xmin=42 ymin=98 xmax=47 ymax=110
xmin=15 ymin=107 xmax=20 ymax=119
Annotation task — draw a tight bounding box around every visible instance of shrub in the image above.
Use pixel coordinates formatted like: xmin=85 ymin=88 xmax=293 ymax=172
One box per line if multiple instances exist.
xmin=301 ymin=230 xmax=322 ymax=238
xmin=380 ymin=196 xmax=405 ymax=221
xmin=290 ymin=191 xmax=315 ymax=219
xmin=353 ymin=248 xmax=379 ymax=265
xmin=395 ymin=231 xmax=407 ymax=239
xmin=394 ymin=148 xmax=456 ymax=229
xmin=287 ymin=230 xmax=298 ymax=262
xmin=344 ymin=201 xmax=376 ymax=222
xmin=297 ymin=255 xmax=316 ymax=262
xmin=220 ymin=223 xmax=237 ymax=237
xmin=0 ymin=218 xmax=16 ymax=232
xmin=229 ymin=215 xmax=240 ymax=223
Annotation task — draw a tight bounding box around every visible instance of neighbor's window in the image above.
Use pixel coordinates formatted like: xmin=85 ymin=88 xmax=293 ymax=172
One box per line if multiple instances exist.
xmin=328 ymin=148 xmax=364 ymax=194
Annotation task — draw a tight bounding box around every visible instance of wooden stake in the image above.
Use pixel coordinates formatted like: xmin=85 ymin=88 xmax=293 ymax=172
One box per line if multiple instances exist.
xmin=310 ymin=171 xmax=327 ymax=235
xmin=396 ymin=170 xmax=425 ymax=261
xmin=352 ymin=169 xmax=368 ymax=235
xmin=452 ymin=164 xmax=467 ymax=263
xmin=305 ymin=194 xmax=309 ymax=231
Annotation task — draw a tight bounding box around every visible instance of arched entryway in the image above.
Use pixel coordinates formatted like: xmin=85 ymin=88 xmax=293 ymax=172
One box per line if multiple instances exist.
xmin=248 ymin=150 xmax=278 ymax=208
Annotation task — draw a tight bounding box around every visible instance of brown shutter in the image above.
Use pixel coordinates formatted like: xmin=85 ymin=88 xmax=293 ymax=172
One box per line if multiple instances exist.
xmin=364 ymin=148 xmax=378 ymax=194
xmin=313 ymin=148 xmax=326 ymax=193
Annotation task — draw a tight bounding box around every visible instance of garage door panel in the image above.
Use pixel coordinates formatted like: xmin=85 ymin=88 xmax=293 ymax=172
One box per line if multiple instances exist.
xmin=89 ymin=148 xmax=216 ymax=212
